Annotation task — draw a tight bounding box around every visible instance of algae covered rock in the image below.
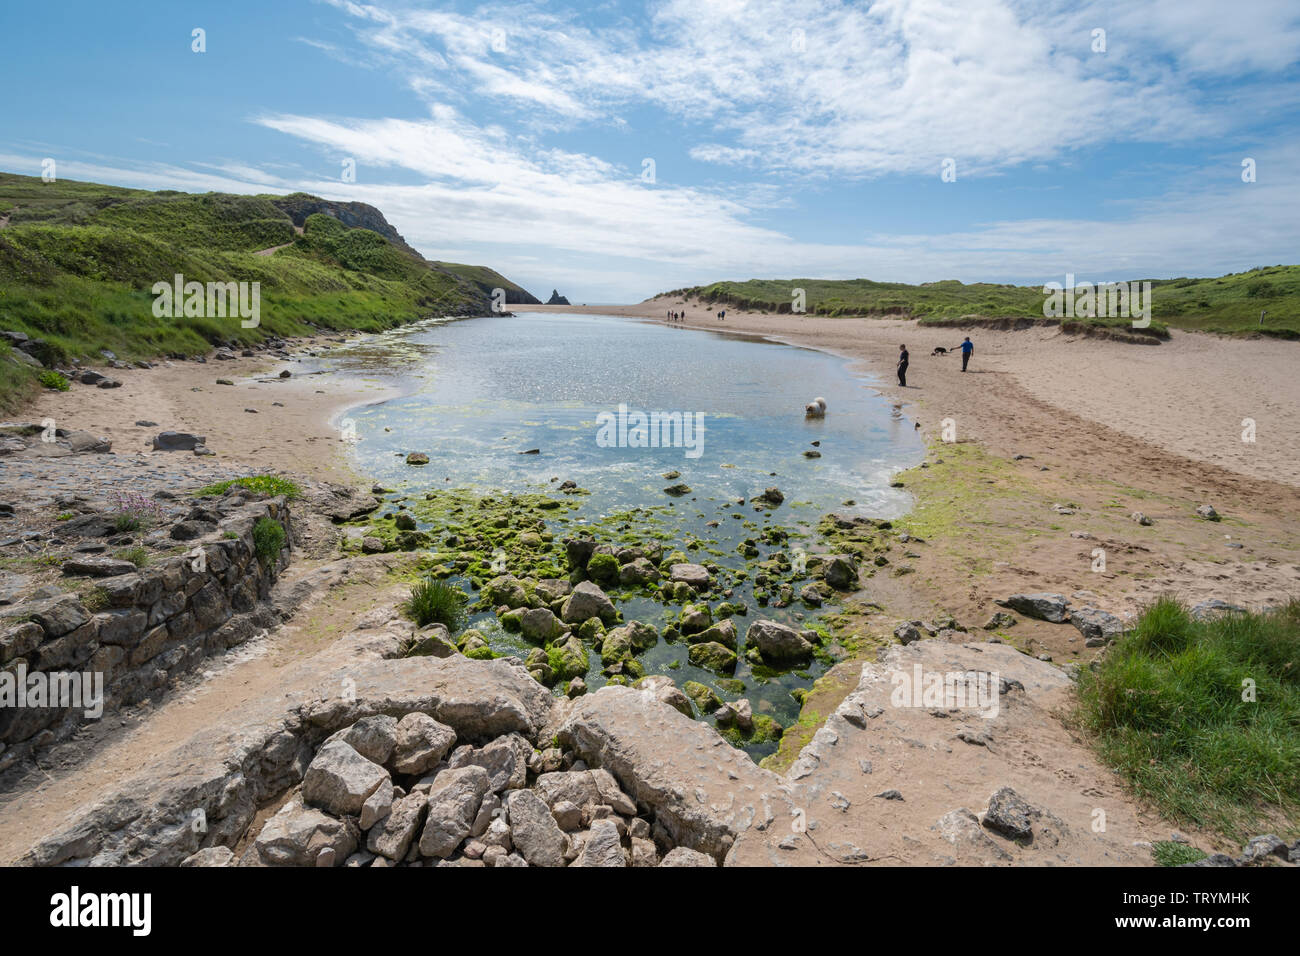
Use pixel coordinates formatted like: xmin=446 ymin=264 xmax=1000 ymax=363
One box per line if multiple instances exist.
xmin=561 ymin=580 xmax=618 ymax=625
xmin=678 ymin=603 xmax=713 ymax=635
xmin=687 ymin=618 xmax=736 ymax=650
xmin=548 ymin=635 xmax=590 ymax=682
xmin=682 ymin=681 xmax=722 ymax=713
xmin=746 ymin=619 xmax=813 ymax=663
xmin=587 ymin=552 xmax=619 ymax=583
xmin=688 ymin=641 xmax=738 ymax=674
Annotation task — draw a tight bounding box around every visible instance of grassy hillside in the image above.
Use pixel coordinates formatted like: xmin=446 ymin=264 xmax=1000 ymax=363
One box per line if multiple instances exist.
xmin=669 ymin=265 xmax=1300 ymax=338
xmin=0 ymin=171 xmax=536 ymax=412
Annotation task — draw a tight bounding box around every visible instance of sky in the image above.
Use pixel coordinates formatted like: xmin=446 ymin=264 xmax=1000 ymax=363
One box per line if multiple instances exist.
xmin=2 ymin=0 xmax=1298 ymax=302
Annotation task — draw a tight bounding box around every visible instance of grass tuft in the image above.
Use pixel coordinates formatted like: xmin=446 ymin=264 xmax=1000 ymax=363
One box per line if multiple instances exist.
xmin=1075 ymin=597 xmax=1300 ymax=841
xmin=252 ymin=517 xmax=286 ymax=566
xmin=403 ymin=578 xmax=468 ymax=631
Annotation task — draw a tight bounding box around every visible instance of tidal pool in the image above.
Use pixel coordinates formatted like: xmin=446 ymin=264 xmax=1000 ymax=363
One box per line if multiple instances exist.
xmin=321 ymin=312 xmax=923 ymax=757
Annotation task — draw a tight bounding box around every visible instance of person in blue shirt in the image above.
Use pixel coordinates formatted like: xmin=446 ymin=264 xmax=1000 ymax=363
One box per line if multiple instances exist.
xmin=957 ymin=336 xmax=974 ymax=372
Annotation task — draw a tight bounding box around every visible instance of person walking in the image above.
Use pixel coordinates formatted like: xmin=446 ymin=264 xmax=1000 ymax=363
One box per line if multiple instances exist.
xmin=897 ymin=344 xmax=909 ymax=386
xmin=958 ymin=336 xmax=973 ymax=372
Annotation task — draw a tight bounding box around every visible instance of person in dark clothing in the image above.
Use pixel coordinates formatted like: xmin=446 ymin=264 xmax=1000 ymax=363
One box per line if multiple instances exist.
xmin=897 ymin=344 xmax=909 ymax=386
xmin=958 ymin=336 xmax=973 ymax=371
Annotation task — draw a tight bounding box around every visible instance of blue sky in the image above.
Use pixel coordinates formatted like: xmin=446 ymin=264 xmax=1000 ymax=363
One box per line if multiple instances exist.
xmin=2 ymin=0 xmax=1298 ymax=302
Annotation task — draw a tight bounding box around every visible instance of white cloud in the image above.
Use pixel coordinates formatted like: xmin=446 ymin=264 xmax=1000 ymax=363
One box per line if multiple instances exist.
xmin=318 ymin=0 xmax=1298 ymax=178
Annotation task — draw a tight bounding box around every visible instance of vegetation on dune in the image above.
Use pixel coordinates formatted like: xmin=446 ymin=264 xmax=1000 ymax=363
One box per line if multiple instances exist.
xmin=0 ymin=171 xmax=535 ymax=413
xmin=1074 ymin=597 xmax=1300 ymax=842
xmin=670 ymin=265 xmax=1300 ymax=337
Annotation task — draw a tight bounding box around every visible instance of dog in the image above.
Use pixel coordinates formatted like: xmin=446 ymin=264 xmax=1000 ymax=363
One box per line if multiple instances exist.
xmin=804 ymin=397 xmax=827 ymax=419
xmin=931 ymin=347 xmax=949 ymax=356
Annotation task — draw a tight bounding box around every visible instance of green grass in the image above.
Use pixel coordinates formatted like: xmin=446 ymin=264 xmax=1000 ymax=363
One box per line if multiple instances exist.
xmin=252 ymin=518 xmax=286 ymax=566
xmin=37 ymin=370 xmax=69 ymax=391
xmin=197 ymin=474 xmax=302 ymax=500
xmin=669 ymin=264 xmax=1300 ymax=336
xmin=114 ymin=546 xmax=150 ymax=568
xmin=1075 ymin=597 xmax=1300 ymax=841
xmin=403 ymin=578 xmax=469 ymax=631
xmin=0 ymin=171 xmax=536 ymax=414
xmin=1151 ymin=841 xmax=1208 ymax=867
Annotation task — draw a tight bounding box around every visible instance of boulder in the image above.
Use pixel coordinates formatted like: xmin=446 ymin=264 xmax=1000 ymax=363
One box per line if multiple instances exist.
xmin=505 ymin=788 xmax=568 ymax=867
xmin=367 ymin=792 xmax=429 ymax=860
xmin=635 ymin=675 xmax=693 ymax=717
xmin=746 ymin=619 xmax=814 ymax=662
xmin=823 ymin=554 xmax=859 ymax=590
xmin=446 ymin=733 xmax=531 ymax=792
xmin=575 ymin=819 xmax=625 ymax=867
xmin=618 ymin=557 xmax=660 ymax=586
xmin=1070 ymin=607 xmax=1126 ymax=647
xmin=659 ymin=846 xmax=717 ymax=867
xmin=687 ymin=618 xmax=737 ymax=650
xmin=252 ymin=794 xmax=358 ymax=867
xmin=62 ymin=556 xmax=137 ymax=578
xmin=561 ymin=580 xmax=617 ymax=625
xmin=520 ymin=606 xmax=564 ymax=643
xmin=982 ymin=787 xmax=1037 ymax=841
xmin=669 ymin=563 xmax=711 ymax=590
xmin=301 ymin=741 xmax=389 ymax=817
xmin=418 ymin=766 xmax=491 ymax=858
xmin=557 ymin=685 xmax=787 ymax=859
xmin=335 ymin=714 xmax=398 ymax=766
xmin=152 ymin=431 xmax=206 ymax=451
xmin=688 ymin=641 xmax=737 ymax=673
xmin=997 ymin=593 xmax=1070 ymax=623
xmin=392 ymin=713 xmax=457 ymax=775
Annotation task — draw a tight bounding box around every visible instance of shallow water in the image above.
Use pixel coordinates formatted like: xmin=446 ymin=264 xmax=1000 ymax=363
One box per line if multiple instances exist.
xmin=321 ymin=312 xmax=923 ymax=755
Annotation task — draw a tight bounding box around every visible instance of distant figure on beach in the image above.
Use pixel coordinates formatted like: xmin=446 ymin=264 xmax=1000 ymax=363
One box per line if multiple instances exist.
xmin=897 ymin=344 xmax=909 ymax=386
xmin=958 ymin=336 xmax=973 ymax=371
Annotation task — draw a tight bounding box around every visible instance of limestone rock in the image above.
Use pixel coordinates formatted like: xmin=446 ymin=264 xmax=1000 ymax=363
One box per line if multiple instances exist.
xmin=368 ymin=792 xmax=428 ymax=860
xmin=506 ymin=788 xmax=568 ymax=867
xmin=392 ymin=713 xmax=457 ymax=775
xmin=418 ymin=766 xmax=491 ymax=858
xmin=302 ymin=740 xmax=389 ymax=817
xmin=253 ymin=794 xmax=357 ymax=866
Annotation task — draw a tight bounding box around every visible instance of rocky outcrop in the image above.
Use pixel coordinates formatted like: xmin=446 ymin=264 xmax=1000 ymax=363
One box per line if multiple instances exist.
xmin=546 ymin=290 xmax=571 ymax=306
xmin=555 ymin=685 xmax=791 ymax=861
xmin=726 ymin=640 xmax=1156 ymax=867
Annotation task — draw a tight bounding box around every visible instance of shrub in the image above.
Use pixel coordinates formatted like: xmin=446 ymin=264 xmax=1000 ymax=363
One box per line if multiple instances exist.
xmin=404 ymin=578 xmax=468 ymax=631
xmin=252 ymin=517 xmax=286 ymax=566
xmin=38 ymin=370 xmax=70 ymax=391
